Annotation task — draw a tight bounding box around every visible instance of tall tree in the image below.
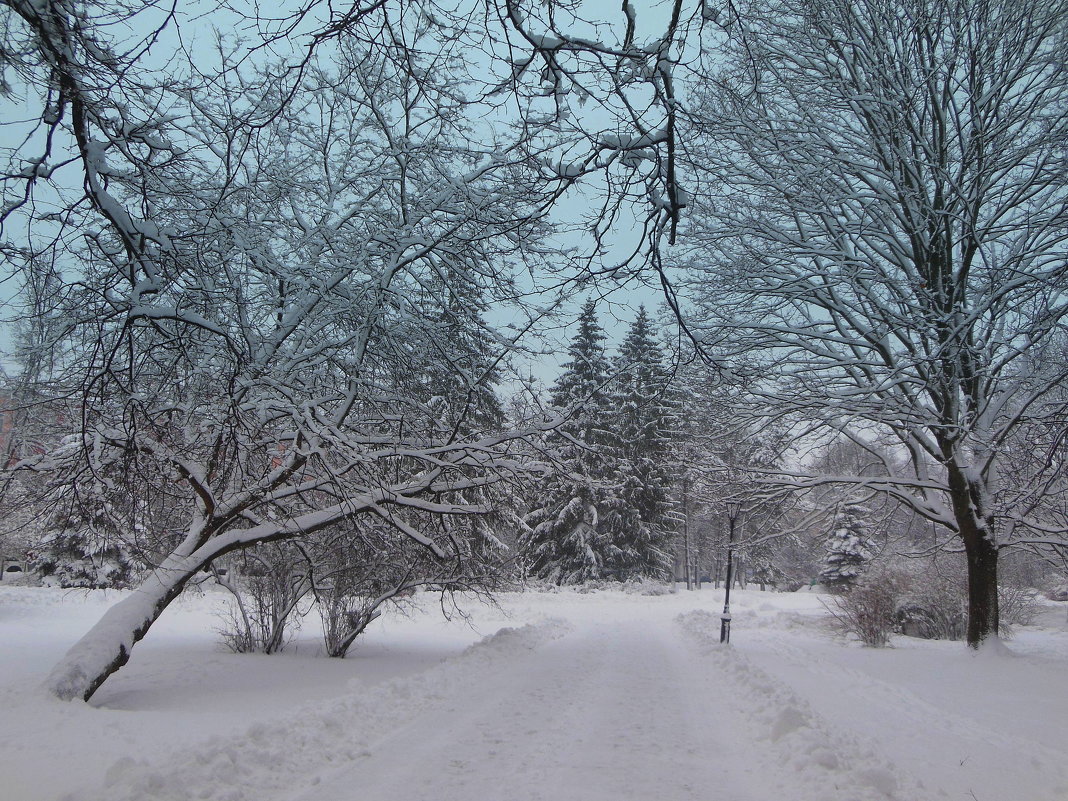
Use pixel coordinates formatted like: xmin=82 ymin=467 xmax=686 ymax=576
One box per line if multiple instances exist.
xmin=523 ymin=298 xmax=614 ymax=584
xmin=412 ymin=263 xmax=516 ymax=559
xmin=1 ymin=5 xmax=558 ymax=700
xmin=548 ymin=298 xmax=614 ymax=440
xmin=601 ymin=306 xmax=675 ymax=580
xmin=685 ymin=0 xmax=1068 ymax=645
xmin=416 ymin=265 xmax=507 ymax=441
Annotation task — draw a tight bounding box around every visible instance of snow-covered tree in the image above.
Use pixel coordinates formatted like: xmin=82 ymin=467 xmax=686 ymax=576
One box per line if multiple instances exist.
xmin=415 ymin=264 xmax=507 ymax=441
xmin=667 ymin=351 xmax=795 ymax=590
xmin=548 ymin=298 xmax=614 ymax=441
xmin=523 ymin=299 xmax=615 ymax=584
xmin=31 ymin=508 xmax=140 ymax=590
xmin=685 ymin=0 xmax=1068 ymax=646
xmin=602 ymin=306 xmax=675 ymax=580
xmin=409 ymin=262 xmax=518 ymax=561
xmin=26 ymin=440 xmax=149 ymax=590
xmin=524 ymin=490 xmax=608 ymax=585
xmin=819 ymin=506 xmax=876 ymax=592
xmin=1 ymin=5 xmax=562 ymax=701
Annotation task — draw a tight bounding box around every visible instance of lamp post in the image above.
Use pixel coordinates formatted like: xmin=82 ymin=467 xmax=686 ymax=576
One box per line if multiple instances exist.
xmin=721 ymin=500 xmax=739 ymax=643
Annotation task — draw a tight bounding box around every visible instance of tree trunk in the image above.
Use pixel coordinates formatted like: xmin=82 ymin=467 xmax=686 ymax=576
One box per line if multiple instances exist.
xmin=964 ymin=533 xmax=999 ymax=647
xmin=947 ymin=464 xmax=1000 ymax=647
xmin=45 ymin=559 xmax=200 ymax=701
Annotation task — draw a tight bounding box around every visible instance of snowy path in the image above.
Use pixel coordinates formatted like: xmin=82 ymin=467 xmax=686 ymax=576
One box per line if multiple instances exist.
xmin=63 ymin=602 xmax=924 ymax=801
xmin=287 ymin=616 xmax=742 ymax=801
xmin=275 ymin=607 xmax=918 ymax=801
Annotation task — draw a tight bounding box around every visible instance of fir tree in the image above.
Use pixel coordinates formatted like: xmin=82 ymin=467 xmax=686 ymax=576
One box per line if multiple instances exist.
xmin=602 ymin=306 xmax=675 ymax=580
xmin=420 ymin=265 xmax=507 ymax=440
xmin=819 ymin=505 xmax=875 ymax=591
xmin=522 ymin=298 xmax=614 ymax=584
xmin=523 ymin=487 xmax=608 ymax=584
xmin=412 ymin=264 xmax=512 ymax=558
xmin=30 ymin=486 xmax=141 ymax=589
xmin=549 ymin=297 xmax=612 ymax=445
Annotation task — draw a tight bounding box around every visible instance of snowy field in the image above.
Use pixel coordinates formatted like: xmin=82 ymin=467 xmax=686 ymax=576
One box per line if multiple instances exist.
xmin=1 ymin=584 xmax=1066 ymax=801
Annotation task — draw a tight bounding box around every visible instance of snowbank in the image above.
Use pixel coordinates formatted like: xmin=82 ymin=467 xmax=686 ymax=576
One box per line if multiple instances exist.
xmin=1 ymin=584 xmax=1065 ymax=801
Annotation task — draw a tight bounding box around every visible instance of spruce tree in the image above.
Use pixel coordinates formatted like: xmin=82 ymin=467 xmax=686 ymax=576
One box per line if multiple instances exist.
xmin=819 ymin=505 xmax=875 ymax=591
xmin=418 ymin=266 xmax=512 ymax=557
xmin=30 ymin=486 xmax=141 ymax=589
xmin=602 ymin=306 xmax=675 ymax=580
xmin=419 ymin=265 xmax=506 ymax=440
xmin=522 ymin=298 xmax=614 ymax=584
xmin=549 ymin=298 xmax=612 ymax=444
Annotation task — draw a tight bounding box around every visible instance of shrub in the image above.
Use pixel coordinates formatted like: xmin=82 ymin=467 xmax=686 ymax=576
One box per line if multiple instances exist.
xmin=895 ymin=557 xmax=1040 ymax=640
xmin=215 ymin=544 xmax=311 ymax=654
xmin=895 ymin=561 xmax=966 ymax=640
xmin=825 ymin=566 xmax=907 ymax=647
xmin=998 ymin=584 xmax=1040 ymax=637
xmin=623 ymin=576 xmax=674 ymax=596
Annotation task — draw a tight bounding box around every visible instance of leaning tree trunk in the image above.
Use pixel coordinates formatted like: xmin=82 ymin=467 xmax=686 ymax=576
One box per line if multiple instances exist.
xmin=45 ymin=555 xmax=203 ymax=701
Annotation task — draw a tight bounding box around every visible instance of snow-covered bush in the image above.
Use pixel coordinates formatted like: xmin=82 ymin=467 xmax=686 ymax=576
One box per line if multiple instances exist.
xmin=1046 ymin=584 xmax=1068 ymax=602
xmin=826 ymin=566 xmax=907 ymax=647
xmin=895 ymin=561 xmax=967 ymax=641
xmin=895 ymin=558 xmax=1040 ymax=640
xmin=997 ymin=584 xmax=1041 ymax=637
xmin=29 ymin=482 xmax=142 ymax=590
xmin=622 ymin=576 xmax=674 ymax=596
xmin=312 ymin=529 xmax=426 ymax=658
xmin=31 ymin=529 xmax=139 ymax=590
xmin=216 ymin=544 xmax=311 ymax=654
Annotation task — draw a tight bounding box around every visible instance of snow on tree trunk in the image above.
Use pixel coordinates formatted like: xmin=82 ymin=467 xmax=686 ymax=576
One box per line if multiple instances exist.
xmin=46 ymin=555 xmax=202 ymax=701
xmin=948 ymin=464 xmax=1001 ymax=647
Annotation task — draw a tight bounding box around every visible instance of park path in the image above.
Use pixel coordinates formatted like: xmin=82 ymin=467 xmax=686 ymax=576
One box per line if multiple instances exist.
xmin=282 ymin=605 xmax=918 ymax=801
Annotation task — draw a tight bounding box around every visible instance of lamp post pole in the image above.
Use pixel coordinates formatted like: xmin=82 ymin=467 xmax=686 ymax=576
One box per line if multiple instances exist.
xmin=683 ymin=477 xmax=692 ymax=591
xmin=721 ymin=501 xmax=738 ymax=643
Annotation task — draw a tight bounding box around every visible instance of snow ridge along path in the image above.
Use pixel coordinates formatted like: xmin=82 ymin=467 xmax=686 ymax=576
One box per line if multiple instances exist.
xmin=72 ymin=619 xmax=573 ymax=801
xmin=75 ymin=602 xmax=924 ymax=801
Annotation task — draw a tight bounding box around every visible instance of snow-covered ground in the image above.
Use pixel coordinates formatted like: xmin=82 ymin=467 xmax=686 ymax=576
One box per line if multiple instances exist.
xmin=1 ymin=583 xmax=1066 ymax=801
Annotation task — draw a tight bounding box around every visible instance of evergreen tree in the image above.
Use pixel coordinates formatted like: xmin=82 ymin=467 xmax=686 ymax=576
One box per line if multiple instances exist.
xmin=748 ymin=538 xmax=786 ymax=590
xmin=819 ymin=505 xmax=875 ymax=591
xmin=413 ymin=264 xmax=513 ymax=557
xmin=602 ymin=306 xmax=675 ymax=580
xmin=549 ymin=297 xmax=612 ymax=444
xmin=30 ymin=485 xmax=141 ymax=589
xmin=522 ymin=298 xmax=614 ymax=584
xmin=417 ymin=264 xmax=507 ymax=440
xmin=523 ymin=488 xmax=608 ymax=584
